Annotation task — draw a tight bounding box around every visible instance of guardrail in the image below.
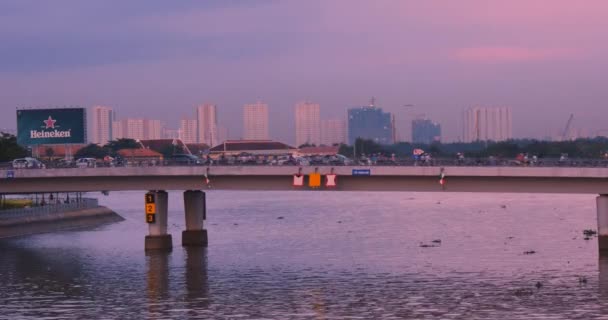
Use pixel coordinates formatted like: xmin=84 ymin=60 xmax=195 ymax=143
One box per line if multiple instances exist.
xmin=0 ymin=198 xmax=99 ymax=220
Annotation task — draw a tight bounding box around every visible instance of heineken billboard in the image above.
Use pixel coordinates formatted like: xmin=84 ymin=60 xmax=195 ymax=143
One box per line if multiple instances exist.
xmin=16 ymin=108 xmax=86 ymax=145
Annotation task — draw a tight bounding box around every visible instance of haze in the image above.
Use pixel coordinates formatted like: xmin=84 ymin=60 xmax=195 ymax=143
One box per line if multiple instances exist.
xmin=1 ymin=0 xmax=607 ymax=143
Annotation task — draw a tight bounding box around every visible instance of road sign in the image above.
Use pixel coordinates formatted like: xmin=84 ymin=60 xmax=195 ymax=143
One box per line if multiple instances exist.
xmin=6 ymin=170 xmax=14 ymax=179
xmin=146 ymin=213 xmax=156 ymax=223
xmin=145 ymin=203 xmax=156 ymax=214
xmin=352 ymin=169 xmax=371 ymax=176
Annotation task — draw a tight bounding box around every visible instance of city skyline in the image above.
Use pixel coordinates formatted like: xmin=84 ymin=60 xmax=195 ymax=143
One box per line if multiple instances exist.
xmin=1 ymin=1 xmax=607 ymax=142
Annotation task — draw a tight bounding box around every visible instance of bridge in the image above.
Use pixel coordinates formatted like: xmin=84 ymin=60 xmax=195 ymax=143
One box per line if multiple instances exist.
xmin=2 ymin=165 xmax=608 ymax=252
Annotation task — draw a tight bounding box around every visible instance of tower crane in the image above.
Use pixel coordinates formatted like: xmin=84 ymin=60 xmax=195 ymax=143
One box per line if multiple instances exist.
xmin=562 ymin=114 xmax=574 ymax=141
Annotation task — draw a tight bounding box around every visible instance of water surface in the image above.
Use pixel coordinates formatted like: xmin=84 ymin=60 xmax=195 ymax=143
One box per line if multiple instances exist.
xmin=0 ymin=191 xmax=605 ymax=319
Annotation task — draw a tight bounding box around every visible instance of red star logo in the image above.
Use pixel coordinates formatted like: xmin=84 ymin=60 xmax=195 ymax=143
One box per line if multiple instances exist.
xmin=43 ymin=116 xmax=57 ymax=129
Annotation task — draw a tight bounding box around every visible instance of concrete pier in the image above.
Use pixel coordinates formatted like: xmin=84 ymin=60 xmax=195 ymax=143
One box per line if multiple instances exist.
xmin=598 ymin=195 xmax=608 ymax=252
xmin=182 ymin=190 xmax=208 ymax=247
xmin=145 ymin=190 xmax=172 ymax=251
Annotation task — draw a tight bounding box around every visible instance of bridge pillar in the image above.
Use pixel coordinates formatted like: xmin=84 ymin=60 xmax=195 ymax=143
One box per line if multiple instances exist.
xmin=598 ymin=195 xmax=608 ymax=253
xmin=182 ymin=190 xmax=208 ymax=247
xmin=145 ymin=190 xmax=172 ymax=251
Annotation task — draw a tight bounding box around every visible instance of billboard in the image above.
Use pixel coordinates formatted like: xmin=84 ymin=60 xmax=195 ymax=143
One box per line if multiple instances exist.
xmin=16 ymin=108 xmax=86 ymax=145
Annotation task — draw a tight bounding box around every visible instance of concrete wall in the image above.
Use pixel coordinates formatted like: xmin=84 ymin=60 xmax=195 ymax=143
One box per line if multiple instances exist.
xmin=0 ymin=206 xmax=124 ymax=239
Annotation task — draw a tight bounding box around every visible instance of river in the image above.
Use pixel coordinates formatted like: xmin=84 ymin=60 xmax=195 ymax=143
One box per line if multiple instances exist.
xmin=0 ymin=191 xmax=606 ymax=319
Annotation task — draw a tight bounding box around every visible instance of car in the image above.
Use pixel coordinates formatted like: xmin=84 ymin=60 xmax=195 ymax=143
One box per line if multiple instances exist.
xmin=76 ymin=158 xmax=97 ymax=168
xmin=12 ymin=157 xmax=44 ymax=169
xmin=169 ymin=154 xmax=202 ymax=165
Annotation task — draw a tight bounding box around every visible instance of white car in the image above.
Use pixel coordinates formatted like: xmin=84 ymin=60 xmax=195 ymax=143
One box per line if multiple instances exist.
xmin=76 ymin=158 xmax=97 ymax=168
xmin=12 ymin=157 xmax=44 ymax=169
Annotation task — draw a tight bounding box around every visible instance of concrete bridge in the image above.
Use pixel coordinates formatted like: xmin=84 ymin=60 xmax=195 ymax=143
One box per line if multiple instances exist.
xmin=2 ymin=165 xmax=608 ymax=252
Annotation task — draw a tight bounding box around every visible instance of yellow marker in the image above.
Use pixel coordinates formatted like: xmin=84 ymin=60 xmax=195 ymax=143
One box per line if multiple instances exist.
xmin=309 ymin=173 xmax=321 ymax=188
xmin=145 ymin=203 xmax=156 ymax=214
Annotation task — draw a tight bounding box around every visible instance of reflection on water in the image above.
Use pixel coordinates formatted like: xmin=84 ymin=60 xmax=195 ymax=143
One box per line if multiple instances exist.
xmin=0 ymin=191 xmax=607 ymax=319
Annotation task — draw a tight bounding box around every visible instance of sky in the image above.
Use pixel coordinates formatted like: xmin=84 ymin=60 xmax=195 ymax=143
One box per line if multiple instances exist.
xmin=1 ymin=0 xmax=608 ymax=143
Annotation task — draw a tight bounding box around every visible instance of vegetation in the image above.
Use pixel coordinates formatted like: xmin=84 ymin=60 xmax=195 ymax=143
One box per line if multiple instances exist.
xmin=0 ymin=132 xmax=27 ymax=162
xmin=104 ymin=138 xmax=140 ymax=153
xmin=0 ymin=198 xmax=33 ymax=210
xmin=338 ymin=137 xmax=608 ymax=159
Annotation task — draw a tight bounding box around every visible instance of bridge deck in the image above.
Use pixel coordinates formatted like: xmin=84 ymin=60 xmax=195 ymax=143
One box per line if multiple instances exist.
xmin=1 ymin=166 xmax=608 ymax=194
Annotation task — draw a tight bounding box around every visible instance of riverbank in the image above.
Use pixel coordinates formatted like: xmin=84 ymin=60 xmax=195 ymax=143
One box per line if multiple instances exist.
xmin=0 ymin=199 xmax=123 ymax=239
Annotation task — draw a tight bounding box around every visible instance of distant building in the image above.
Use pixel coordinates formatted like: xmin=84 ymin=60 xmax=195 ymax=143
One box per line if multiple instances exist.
xmin=295 ymin=101 xmax=321 ymax=146
xmin=111 ymin=118 xmax=161 ymax=140
xmin=347 ymin=101 xmax=394 ymax=145
xmin=462 ymin=107 xmax=512 ymax=142
xmin=412 ymin=119 xmax=441 ymax=144
xmin=321 ymin=119 xmax=346 ymax=146
xmin=139 ymin=139 xmax=192 ymax=155
xmin=243 ymin=102 xmax=269 ymax=140
xmin=196 ymin=103 xmax=218 ymax=147
xmin=216 ymin=125 xmax=229 ymax=145
xmin=91 ymin=106 xmax=113 ymax=145
xmin=162 ymin=128 xmax=180 ymax=139
xmin=179 ymin=118 xmax=198 ymax=144
xmin=143 ymin=119 xmax=162 ymax=140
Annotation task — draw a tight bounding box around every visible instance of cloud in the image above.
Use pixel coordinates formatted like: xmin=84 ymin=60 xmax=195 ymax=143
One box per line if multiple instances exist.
xmin=452 ymin=47 xmax=582 ymax=63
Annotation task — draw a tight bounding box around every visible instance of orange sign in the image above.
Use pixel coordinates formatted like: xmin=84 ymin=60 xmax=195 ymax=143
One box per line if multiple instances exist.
xmin=309 ymin=173 xmax=321 ymax=188
xmin=145 ymin=203 xmax=156 ymax=214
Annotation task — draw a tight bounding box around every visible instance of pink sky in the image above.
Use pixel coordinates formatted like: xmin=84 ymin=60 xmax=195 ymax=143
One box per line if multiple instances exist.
xmin=0 ymin=0 xmax=607 ymax=142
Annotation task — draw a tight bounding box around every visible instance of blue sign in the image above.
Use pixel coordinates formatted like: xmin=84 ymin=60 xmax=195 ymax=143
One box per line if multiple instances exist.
xmin=352 ymin=169 xmax=371 ymax=176
xmin=6 ymin=170 xmax=15 ymax=179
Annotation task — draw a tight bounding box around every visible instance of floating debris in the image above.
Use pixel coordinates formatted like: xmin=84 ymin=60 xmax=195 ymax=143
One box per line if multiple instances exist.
xmin=500 ymin=205 xmax=507 ymax=209
xmin=233 ymin=223 xmax=238 ymax=226
xmin=514 ymin=288 xmax=534 ymax=296
xmin=524 ymin=250 xmax=536 ymax=255
xmin=277 ymin=216 xmax=284 ymax=220
xmin=583 ymin=229 xmax=598 ymax=236
xmin=578 ymin=276 xmax=588 ymax=284
xmin=584 ymin=237 xmax=591 ymax=241
xmin=431 ymin=239 xmax=442 ymax=244
xmin=535 ymin=281 xmax=543 ymax=289
xmin=337 ymin=220 xmax=342 ymax=224
xmin=507 ymin=236 xmax=515 ymax=240
xmin=419 ymin=243 xmax=438 ymax=248
xmin=436 ymin=201 xmax=441 ymax=205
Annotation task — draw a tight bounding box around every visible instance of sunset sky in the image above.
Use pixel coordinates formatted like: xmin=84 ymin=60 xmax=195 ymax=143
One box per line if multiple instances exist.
xmin=1 ymin=1 xmax=607 ymax=142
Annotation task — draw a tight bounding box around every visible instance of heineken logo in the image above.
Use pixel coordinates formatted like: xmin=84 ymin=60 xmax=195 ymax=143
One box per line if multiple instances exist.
xmin=29 ymin=116 xmax=71 ymax=139
xmin=43 ymin=116 xmax=57 ymax=129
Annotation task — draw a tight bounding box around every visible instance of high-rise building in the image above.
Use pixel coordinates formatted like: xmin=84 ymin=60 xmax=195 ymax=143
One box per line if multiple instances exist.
xmin=179 ymin=118 xmax=198 ymax=144
xmin=295 ymin=101 xmax=321 ymax=146
xmin=243 ymin=102 xmax=269 ymax=140
xmin=91 ymin=106 xmax=113 ymax=145
xmin=112 ymin=121 xmax=123 ymax=140
xmin=217 ymin=125 xmax=229 ymax=144
xmin=196 ymin=104 xmax=218 ymax=147
xmin=162 ymin=128 xmax=180 ymax=139
xmin=143 ymin=119 xmax=162 ymax=140
xmin=462 ymin=107 xmax=512 ymax=142
xmin=347 ymin=101 xmax=394 ymax=145
xmin=321 ymin=119 xmax=346 ymax=146
xmin=412 ymin=118 xmax=441 ymax=144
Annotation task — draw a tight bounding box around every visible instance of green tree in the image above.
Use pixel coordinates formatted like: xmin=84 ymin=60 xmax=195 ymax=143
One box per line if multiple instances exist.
xmin=0 ymin=133 xmax=27 ymax=162
xmin=74 ymin=144 xmax=109 ymax=159
xmin=104 ymin=139 xmax=140 ymax=153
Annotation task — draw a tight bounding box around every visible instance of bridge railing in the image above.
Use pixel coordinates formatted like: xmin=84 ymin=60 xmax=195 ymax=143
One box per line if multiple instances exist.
xmin=0 ymin=198 xmax=99 ymax=221
xmin=3 ymin=158 xmax=608 ymax=169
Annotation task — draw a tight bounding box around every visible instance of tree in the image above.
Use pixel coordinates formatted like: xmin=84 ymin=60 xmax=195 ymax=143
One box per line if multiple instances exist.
xmin=0 ymin=133 xmax=27 ymax=162
xmin=45 ymin=147 xmax=55 ymax=159
xmin=104 ymin=139 xmax=140 ymax=153
xmin=74 ymin=144 xmax=109 ymax=159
